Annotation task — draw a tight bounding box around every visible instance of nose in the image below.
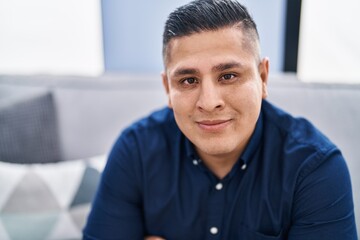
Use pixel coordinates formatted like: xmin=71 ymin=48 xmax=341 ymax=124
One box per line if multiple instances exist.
xmin=196 ymin=80 xmax=225 ymax=112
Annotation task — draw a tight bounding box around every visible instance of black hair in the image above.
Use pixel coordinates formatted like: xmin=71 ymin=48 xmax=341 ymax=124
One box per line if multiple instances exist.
xmin=163 ymin=0 xmax=259 ymax=62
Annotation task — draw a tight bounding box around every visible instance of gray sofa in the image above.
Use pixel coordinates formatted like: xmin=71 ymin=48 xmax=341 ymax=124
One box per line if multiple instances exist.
xmin=0 ymin=74 xmax=359 ymax=239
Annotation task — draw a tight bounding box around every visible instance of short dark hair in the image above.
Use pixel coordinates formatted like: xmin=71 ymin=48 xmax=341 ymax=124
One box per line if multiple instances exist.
xmin=163 ymin=0 xmax=260 ymax=63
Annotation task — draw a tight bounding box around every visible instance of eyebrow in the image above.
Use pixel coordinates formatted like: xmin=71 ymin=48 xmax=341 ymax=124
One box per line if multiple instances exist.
xmin=172 ymin=68 xmax=200 ymax=77
xmin=212 ymin=62 xmax=243 ymax=72
xmin=171 ymin=61 xmax=243 ymax=78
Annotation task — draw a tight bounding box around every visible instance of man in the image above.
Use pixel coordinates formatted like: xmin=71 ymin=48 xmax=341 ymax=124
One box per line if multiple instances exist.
xmin=84 ymin=0 xmax=357 ymax=239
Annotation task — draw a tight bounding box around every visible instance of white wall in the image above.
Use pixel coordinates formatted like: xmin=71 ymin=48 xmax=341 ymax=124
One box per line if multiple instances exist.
xmin=298 ymin=0 xmax=360 ymax=83
xmin=0 ymin=0 xmax=104 ymax=76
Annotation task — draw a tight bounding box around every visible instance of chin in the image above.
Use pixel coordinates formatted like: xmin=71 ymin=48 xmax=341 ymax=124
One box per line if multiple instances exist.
xmin=197 ymin=142 xmax=237 ymax=157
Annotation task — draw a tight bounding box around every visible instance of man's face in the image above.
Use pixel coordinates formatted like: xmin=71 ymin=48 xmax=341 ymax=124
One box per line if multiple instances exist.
xmin=162 ymin=27 xmax=269 ymax=162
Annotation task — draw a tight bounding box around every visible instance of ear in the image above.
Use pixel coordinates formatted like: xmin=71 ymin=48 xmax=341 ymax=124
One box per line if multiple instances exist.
xmin=161 ymin=71 xmax=173 ymax=108
xmin=258 ymin=57 xmax=269 ymax=99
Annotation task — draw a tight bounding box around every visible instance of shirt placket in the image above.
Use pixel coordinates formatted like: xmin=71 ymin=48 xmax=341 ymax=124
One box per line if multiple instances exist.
xmin=206 ymin=179 xmax=226 ymax=239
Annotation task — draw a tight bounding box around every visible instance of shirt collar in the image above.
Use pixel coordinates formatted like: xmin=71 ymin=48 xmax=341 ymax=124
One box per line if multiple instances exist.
xmin=184 ymin=110 xmax=264 ymax=165
xmin=240 ymin=110 xmax=263 ymax=165
xmin=185 ymin=134 xmax=199 ymax=160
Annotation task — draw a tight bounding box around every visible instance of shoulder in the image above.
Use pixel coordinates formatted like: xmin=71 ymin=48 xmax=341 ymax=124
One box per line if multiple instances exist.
xmin=261 ymin=100 xmax=343 ymax=178
xmin=112 ymin=107 xmax=180 ymax=156
xmin=124 ymin=106 xmax=177 ymax=133
xmin=262 ymin=100 xmax=336 ymax=151
xmin=123 ymin=106 xmax=179 ymax=140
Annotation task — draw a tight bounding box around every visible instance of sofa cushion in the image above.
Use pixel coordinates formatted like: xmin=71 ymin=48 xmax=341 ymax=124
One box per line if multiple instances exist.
xmin=0 ymin=155 xmax=106 ymax=240
xmin=0 ymin=87 xmax=62 ymax=163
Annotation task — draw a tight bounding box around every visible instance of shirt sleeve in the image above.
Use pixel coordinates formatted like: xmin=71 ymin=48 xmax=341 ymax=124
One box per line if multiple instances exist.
xmin=83 ymin=130 xmax=144 ymax=240
xmin=288 ymin=148 xmax=358 ymax=239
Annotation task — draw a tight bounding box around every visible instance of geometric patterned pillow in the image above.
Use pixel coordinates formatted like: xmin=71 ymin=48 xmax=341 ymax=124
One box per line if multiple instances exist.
xmin=0 ymin=155 xmax=106 ymax=240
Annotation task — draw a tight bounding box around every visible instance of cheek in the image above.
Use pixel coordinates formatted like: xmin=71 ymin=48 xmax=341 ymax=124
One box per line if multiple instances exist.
xmin=170 ymin=91 xmax=196 ymax=112
xmin=229 ymin=82 xmax=257 ymax=99
xmin=244 ymin=81 xmax=263 ymax=99
xmin=228 ymin=83 xmax=263 ymax=111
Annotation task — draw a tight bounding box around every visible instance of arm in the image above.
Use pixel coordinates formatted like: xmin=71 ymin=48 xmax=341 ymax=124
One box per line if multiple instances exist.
xmin=83 ymin=131 xmax=145 ymax=239
xmin=288 ymin=149 xmax=357 ymax=239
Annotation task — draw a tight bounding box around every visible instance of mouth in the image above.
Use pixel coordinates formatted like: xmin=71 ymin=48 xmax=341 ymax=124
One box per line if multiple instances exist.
xmin=196 ymin=119 xmax=232 ymax=132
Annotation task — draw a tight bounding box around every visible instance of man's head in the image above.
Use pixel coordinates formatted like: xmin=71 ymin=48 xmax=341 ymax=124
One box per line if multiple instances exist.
xmin=163 ymin=0 xmax=260 ymax=66
xmin=161 ymin=0 xmax=269 ymax=169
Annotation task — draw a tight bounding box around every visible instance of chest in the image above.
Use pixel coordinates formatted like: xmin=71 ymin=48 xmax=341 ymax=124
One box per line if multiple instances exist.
xmin=142 ymin=163 xmax=292 ymax=240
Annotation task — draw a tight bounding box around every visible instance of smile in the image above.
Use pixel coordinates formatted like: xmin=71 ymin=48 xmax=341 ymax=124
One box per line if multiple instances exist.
xmin=196 ymin=119 xmax=232 ymax=132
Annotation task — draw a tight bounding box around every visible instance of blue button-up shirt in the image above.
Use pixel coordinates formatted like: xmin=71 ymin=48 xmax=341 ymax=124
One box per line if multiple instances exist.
xmin=84 ymin=100 xmax=357 ymax=239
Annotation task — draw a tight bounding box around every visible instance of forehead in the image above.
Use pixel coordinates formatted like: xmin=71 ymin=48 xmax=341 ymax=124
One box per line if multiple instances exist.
xmin=165 ymin=27 xmax=256 ymax=72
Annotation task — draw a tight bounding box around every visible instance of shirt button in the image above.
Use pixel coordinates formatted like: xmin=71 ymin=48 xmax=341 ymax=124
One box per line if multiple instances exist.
xmin=210 ymin=227 xmax=219 ymax=235
xmin=241 ymin=163 xmax=247 ymax=170
xmin=215 ymin=183 xmax=223 ymax=190
xmin=193 ymin=159 xmax=199 ymax=165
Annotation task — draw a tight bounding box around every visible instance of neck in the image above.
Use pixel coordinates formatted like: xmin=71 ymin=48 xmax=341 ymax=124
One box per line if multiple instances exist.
xmin=197 ymin=149 xmax=243 ymax=179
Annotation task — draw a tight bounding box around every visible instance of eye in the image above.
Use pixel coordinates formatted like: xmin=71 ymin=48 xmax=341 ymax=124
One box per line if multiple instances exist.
xmin=181 ymin=77 xmax=198 ymax=85
xmin=221 ymin=74 xmax=236 ymax=81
